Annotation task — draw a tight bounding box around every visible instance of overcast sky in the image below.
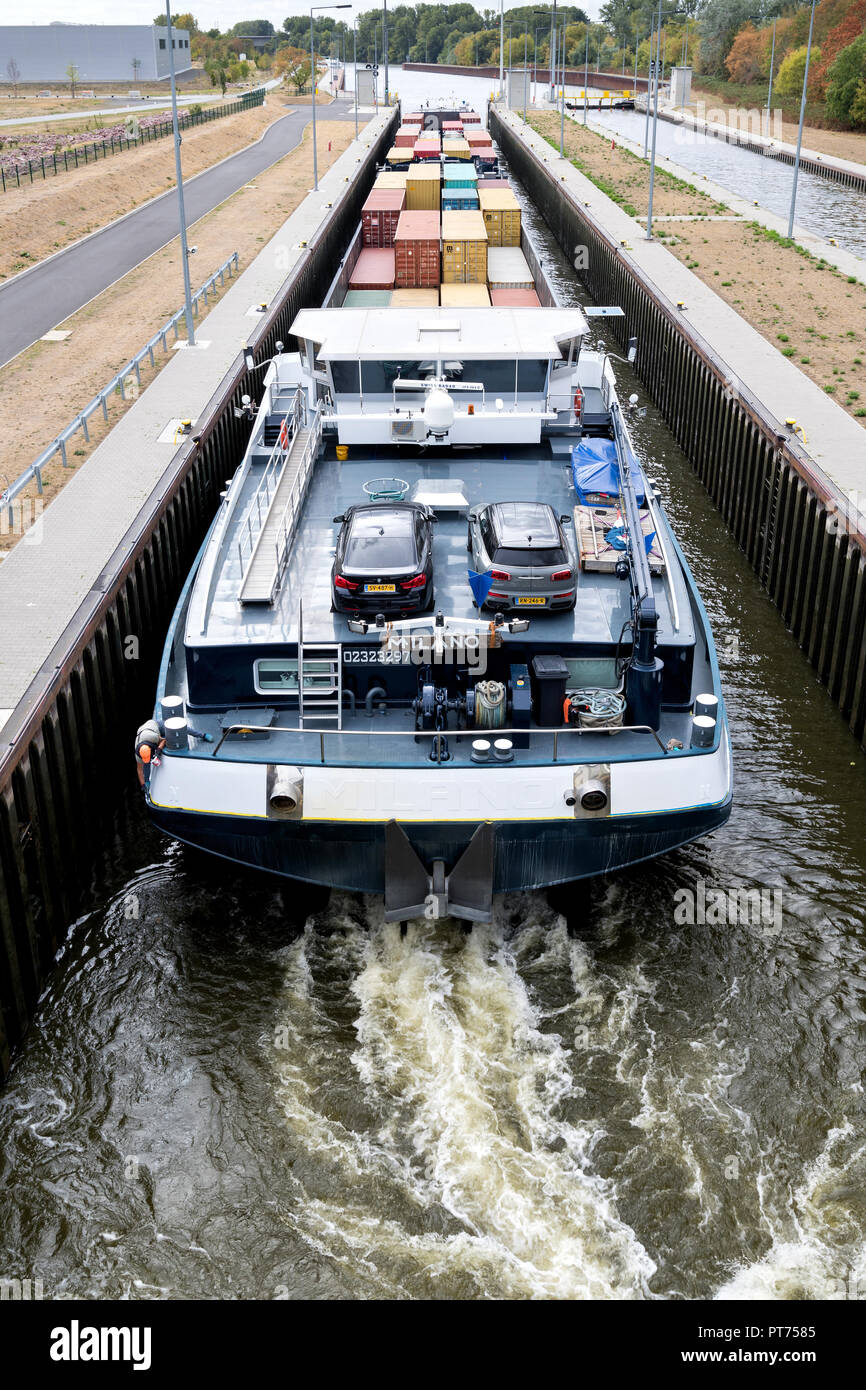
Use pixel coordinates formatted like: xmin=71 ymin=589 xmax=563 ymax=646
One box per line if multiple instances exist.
xmin=14 ymin=2 xmax=602 ymax=32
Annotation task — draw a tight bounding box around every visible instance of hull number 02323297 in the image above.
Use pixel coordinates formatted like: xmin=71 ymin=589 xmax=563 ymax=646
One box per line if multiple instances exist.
xmin=343 ymin=646 xmax=411 ymax=665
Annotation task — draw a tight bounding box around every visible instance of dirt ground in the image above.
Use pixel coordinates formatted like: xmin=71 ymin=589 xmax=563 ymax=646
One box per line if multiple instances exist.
xmin=687 ymin=90 xmax=866 ymax=168
xmin=530 ymin=112 xmax=866 ymax=430
xmin=0 ymin=119 xmax=354 ymax=549
xmin=0 ymin=74 xmax=216 ymax=117
xmin=0 ymin=98 xmax=286 ymax=281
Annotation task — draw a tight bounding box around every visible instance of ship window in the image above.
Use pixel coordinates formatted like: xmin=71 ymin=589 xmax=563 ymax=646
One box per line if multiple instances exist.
xmin=360 ymin=360 xmax=433 ymax=393
xmin=331 ymin=361 xmax=360 ymax=393
xmin=517 ymin=360 xmax=548 ymax=392
xmin=254 ymin=658 xmax=336 ymax=695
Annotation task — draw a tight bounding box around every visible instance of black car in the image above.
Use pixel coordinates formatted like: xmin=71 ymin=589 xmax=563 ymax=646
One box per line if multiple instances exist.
xmin=331 ymin=502 xmax=435 ymax=615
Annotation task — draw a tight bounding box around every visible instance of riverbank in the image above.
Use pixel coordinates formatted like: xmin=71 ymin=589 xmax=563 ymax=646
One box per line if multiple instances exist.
xmin=529 ymin=111 xmax=866 ymax=429
xmin=0 ymin=98 xmax=280 ymax=281
xmin=0 ymin=119 xmax=355 ymax=542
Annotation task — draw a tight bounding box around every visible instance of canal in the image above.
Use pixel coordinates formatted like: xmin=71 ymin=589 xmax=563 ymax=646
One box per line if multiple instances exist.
xmin=1 ymin=88 xmax=865 ymax=1303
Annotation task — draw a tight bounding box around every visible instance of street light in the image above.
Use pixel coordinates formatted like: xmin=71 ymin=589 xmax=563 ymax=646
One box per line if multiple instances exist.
xmin=765 ymin=16 xmax=777 ymax=136
xmin=788 ymin=0 xmax=817 ymax=238
xmin=311 ymin=4 xmax=351 ymax=192
xmin=164 ymin=1 xmax=194 ymax=346
xmin=353 ymin=19 xmax=358 ymax=138
xmin=383 ymin=1 xmax=389 ymax=107
xmin=645 ymin=0 xmax=663 ymax=237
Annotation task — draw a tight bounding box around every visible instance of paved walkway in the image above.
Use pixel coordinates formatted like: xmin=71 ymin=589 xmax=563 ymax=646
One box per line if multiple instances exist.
xmin=0 ymin=95 xmax=354 ymax=369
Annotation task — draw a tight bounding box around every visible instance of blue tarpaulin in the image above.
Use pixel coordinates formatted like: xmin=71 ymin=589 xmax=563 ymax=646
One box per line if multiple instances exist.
xmin=468 ymin=569 xmax=494 ymax=606
xmin=571 ymin=437 xmax=647 ymax=506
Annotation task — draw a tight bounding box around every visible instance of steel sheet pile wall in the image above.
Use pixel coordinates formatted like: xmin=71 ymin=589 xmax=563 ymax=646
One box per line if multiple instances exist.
xmin=489 ymin=107 xmax=866 ymax=752
xmin=0 ymin=110 xmax=399 ymax=1080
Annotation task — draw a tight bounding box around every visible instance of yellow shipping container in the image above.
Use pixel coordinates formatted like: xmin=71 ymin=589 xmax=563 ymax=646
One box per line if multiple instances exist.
xmin=442 ymin=138 xmax=472 ymax=160
xmin=405 ymin=162 xmax=441 ymax=211
xmin=478 ymin=188 xmax=522 ymax=247
xmin=385 ymin=146 xmax=410 ymax=166
xmin=441 ymin=211 xmax=488 ymax=284
xmin=390 ymin=289 xmax=440 ymax=306
xmin=374 ymin=170 xmax=408 ymax=189
xmin=439 ymin=283 xmax=491 ymax=307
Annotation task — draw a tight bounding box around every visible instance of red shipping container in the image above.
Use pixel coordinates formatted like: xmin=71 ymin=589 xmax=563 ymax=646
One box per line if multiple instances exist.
xmin=466 ymin=130 xmax=489 ymax=144
xmin=462 ymin=111 xmax=481 ymax=123
xmin=413 ymin=140 xmax=441 ymax=161
xmin=473 ymin=146 xmax=496 ymax=164
xmin=477 ymin=178 xmax=510 ymax=188
xmin=443 ymin=120 xmax=463 ymax=131
xmin=349 ymin=247 xmax=396 ymax=290
xmin=393 ymin=211 xmax=441 ymax=288
xmin=490 ymin=288 xmax=542 ymax=307
xmin=361 ymin=189 xmax=406 ymax=247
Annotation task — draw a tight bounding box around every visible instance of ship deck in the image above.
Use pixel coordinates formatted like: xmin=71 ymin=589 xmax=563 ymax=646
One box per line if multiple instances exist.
xmin=194 ymin=442 xmax=694 ymax=650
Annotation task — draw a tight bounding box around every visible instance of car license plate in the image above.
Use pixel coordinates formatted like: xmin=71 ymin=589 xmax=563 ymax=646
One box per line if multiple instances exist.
xmin=365 ymin=583 xmax=396 ymax=593
xmin=517 ymin=597 xmax=545 ymax=606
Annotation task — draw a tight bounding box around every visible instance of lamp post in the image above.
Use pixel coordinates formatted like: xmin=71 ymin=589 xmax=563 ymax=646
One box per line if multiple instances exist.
xmin=311 ymin=3 xmax=351 ymax=192
xmin=548 ymin=0 xmax=558 ymax=103
xmin=765 ymin=16 xmax=777 ymax=136
xmin=643 ymin=16 xmax=655 ymax=157
xmin=353 ymin=19 xmax=358 ymax=137
xmin=645 ymin=0 xmax=663 ymax=237
xmin=383 ymin=0 xmax=389 ymax=106
xmin=560 ymin=22 xmax=567 ymax=154
xmin=523 ymin=31 xmax=528 ymax=122
xmin=499 ymin=0 xmax=504 ymax=98
xmin=165 ymin=1 xmax=194 ymax=345
xmin=788 ymin=0 xmax=817 ymax=238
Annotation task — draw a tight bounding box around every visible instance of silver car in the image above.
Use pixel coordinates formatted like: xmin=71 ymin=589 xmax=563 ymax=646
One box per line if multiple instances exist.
xmin=467 ymin=501 xmax=577 ymax=612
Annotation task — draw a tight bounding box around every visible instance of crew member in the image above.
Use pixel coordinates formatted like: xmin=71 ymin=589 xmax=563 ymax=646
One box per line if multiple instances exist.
xmin=135 ymin=717 xmax=165 ymax=787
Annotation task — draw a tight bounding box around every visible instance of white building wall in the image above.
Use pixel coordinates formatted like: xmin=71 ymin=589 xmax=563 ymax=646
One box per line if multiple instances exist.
xmin=0 ymin=25 xmax=192 ymax=84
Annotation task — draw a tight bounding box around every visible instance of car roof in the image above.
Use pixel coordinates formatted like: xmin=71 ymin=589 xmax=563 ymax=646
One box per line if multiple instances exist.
xmin=488 ymin=501 xmax=559 ymax=548
xmin=348 ymin=505 xmax=416 ymax=531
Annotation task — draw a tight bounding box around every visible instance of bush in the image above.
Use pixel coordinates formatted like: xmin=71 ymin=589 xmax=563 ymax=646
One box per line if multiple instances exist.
xmin=775 ymin=44 xmax=821 ymax=99
xmin=188 ymin=103 xmax=203 ymax=117
xmin=825 ymin=33 xmax=866 ymax=122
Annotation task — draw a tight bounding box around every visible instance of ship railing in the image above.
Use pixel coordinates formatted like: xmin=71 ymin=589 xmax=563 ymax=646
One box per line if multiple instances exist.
xmin=236 ymin=386 xmax=307 ymax=574
xmin=270 ymin=404 xmax=324 ymax=592
xmin=211 ymin=720 xmax=670 ymax=763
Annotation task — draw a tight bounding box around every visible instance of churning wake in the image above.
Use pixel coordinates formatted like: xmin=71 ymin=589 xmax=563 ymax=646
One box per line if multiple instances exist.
xmin=269 ymin=895 xmax=656 ymax=1299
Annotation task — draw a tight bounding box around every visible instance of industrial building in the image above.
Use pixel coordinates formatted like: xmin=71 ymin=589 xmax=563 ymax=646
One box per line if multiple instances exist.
xmin=0 ymin=24 xmax=192 ymax=84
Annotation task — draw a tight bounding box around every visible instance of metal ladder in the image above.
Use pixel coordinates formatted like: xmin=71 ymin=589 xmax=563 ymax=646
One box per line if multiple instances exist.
xmin=297 ymin=603 xmax=342 ymax=730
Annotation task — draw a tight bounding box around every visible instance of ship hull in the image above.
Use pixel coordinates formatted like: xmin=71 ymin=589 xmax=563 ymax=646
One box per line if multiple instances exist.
xmin=150 ymin=799 xmax=732 ymax=892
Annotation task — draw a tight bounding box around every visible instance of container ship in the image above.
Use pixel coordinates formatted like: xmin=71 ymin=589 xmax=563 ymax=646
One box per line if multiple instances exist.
xmin=144 ymin=109 xmax=732 ymax=922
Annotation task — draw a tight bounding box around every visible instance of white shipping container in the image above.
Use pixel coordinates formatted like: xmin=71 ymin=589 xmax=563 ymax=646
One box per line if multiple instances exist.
xmin=486 ymin=247 xmax=533 ymax=290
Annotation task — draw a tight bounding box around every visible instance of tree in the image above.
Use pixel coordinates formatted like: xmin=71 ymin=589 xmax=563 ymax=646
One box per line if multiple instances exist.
xmin=849 ymin=77 xmax=866 ymax=127
xmin=825 ymin=33 xmax=866 ymax=122
xmin=5 ymin=57 xmax=21 ymax=97
xmin=725 ymin=22 xmax=765 ymax=84
xmin=229 ymin=19 xmax=275 ymax=38
xmin=774 ymin=43 xmax=820 ymax=98
xmin=697 ymin=0 xmax=757 ymax=77
xmin=274 ymin=44 xmax=311 ymax=90
xmin=66 ymin=63 xmax=80 ymax=97
xmin=154 ymin=12 xmax=199 ymax=29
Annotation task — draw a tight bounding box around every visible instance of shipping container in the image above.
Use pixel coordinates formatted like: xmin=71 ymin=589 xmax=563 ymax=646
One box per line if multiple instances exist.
xmin=466 ymin=129 xmax=490 ymax=145
xmin=486 ymin=247 xmax=533 ymax=290
xmin=489 ymin=287 xmax=542 ymax=307
xmin=394 ymin=125 xmax=422 ymax=148
xmin=443 ymin=162 xmax=478 ymax=188
xmin=413 ymin=138 xmax=441 ymax=161
xmin=349 ymin=247 xmax=396 ymax=291
xmin=390 ymin=288 xmax=440 ymax=307
xmin=441 ymin=189 xmax=480 ymax=211
xmin=385 ymin=146 xmax=411 ymax=166
xmin=442 ymin=138 xmax=472 ymax=161
xmin=394 ymin=211 xmax=441 ymax=288
xmin=441 ymin=210 xmax=488 ymax=285
xmin=476 ymin=177 xmax=510 ymax=189
xmin=442 ymin=119 xmax=463 ymax=132
xmin=361 ymin=188 xmax=406 ymax=247
xmin=374 ymin=170 xmax=409 ymax=190
xmin=343 ymin=289 xmax=394 ymax=307
xmin=405 ymin=163 xmax=441 ymax=211
xmin=473 ymin=145 xmax=497 ymax=165
xmin=440 ymin=283 xmax=491 ymax=307
xmin=462 ymin=111 xmax=482 ymax=123
xmin=478 ymin=188 xmax=521 ymax=247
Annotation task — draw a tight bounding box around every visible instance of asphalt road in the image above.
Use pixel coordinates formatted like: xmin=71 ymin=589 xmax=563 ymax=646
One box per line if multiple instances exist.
xmin=0 ymin=99 xmax=354 ymax=368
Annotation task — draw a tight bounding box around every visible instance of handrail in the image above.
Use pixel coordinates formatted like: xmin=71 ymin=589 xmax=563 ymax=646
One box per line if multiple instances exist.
xmin=270 ymin=405 xmax=323 ymax=589
xmin=210 ymin=719 xmax=670 ymax=760
xmin=236 ymin=386 xmax=306 ymax=575
xmin=2 ymin=252 xmax=241 ymax=532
